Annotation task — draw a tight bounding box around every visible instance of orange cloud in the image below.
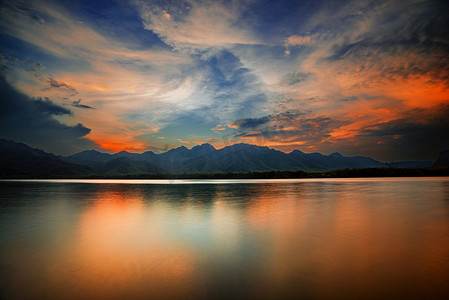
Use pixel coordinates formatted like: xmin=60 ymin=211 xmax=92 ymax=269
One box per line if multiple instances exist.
xmin=285 ymin=35 xmax=313 ymax=46
xmin=86 ymin=135 xmax=147 ymax=153
xmin=163 ymin=11 xmax=171 ymax=20
xmin=382 ymin=75 xmax=449 ymax=108
xmin=239 ymin=131 xmax=261 ymax=139
xmin=227 ymin=123 xmax=239 ymax=129
xmin=177 ymin=139 xmax=190 ymax=144
xmin=211 ymin=125 xmax=226 ymax=131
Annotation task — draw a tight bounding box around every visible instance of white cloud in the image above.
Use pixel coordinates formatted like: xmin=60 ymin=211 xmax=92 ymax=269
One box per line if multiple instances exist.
xmin=137 ymin=0 xmax=258 ymax=52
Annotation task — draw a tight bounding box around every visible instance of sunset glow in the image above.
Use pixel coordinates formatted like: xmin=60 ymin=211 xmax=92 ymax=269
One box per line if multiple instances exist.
xmin=1 ymin=0 xmax=448 ymax=160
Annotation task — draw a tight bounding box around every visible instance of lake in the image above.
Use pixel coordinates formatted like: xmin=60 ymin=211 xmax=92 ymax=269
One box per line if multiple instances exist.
xmin=1 ymin=178 xmax=449 ymax=299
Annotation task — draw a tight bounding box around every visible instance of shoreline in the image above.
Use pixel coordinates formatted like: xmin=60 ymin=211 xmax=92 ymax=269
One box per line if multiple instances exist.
xmin=1 ymin=166 xmax=448 ymax=180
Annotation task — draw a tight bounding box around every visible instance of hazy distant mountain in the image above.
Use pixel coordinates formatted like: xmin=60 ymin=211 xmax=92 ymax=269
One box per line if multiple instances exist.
xmin=286 ymin=150 xmax=385 ymax=171
xmin=94 ymin=157 xmax=164 ymax=175
xmin=0 ymin=139 xmax=440 ymax=177
xmin=386 ymin=161 xmax=434 ymax=168
xmin=434 ymin=150 xmax=449 ymax=167
xmin=64 ymin=149 xmax=112 ymax=166
xmin=0 ymin=139 xmax=92 ymax=177
xmin=60 ymin=142 xmax=391 ymax=173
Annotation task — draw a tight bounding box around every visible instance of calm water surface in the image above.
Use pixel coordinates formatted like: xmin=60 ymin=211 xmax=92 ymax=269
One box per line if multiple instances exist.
xmin=1 ymin=178 xmax=449 ymax=299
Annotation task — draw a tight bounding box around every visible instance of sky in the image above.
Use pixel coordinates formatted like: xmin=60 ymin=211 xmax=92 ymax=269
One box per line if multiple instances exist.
xmin=0 ymin=0 xmax=448 ymax=161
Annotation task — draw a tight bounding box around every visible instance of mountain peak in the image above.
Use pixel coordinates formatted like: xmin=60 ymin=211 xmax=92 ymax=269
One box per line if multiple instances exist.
xmin=168 ymin=145 xmax=188 ymax=152
xmin=329 ymin=152 xmax=344 ymax=158
xmin=228 ymin=143 xmax=257 ymax=149
xmin=192 ymin=143 xmax=216 ymax=152
xmin=116 ymin=150 xmax=130 ymax=154
xmin=81 ymin=149 xmax=103 ymax=154
xmin=142 ymin=150 xmax=156 ymax=156
xmin=289 ymin=149 xmax=304 ymax=155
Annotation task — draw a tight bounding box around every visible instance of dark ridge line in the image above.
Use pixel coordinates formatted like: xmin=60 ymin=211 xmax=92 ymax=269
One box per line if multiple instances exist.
xmin=1 ymin=167 xmax=448 ymax=180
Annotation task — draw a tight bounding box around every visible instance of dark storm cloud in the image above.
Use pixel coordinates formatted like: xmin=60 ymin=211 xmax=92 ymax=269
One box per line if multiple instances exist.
xmin=1 ymin=0 xmax=46 ymax=24
xmin=0 ymin=53 xmax=46 ymax=76
xmin=231 ymin=115 xmax=271 ymax=129
xmin=232 ymin=111 xmax=340 ymax=146
xmin=0 ymin=54 xmax=80 ymax=101
xmin=231 ymin=110 xmax=305 ymax=130
xmin=359 ymin=104 xmax=449 ymax=160
xmin=0 ymin=75 xmax=96 ymax=154
xmin=325 ymin=0 xmax=449 ymax=83
xmin=33 ymin=97 xmax=73 ymax=115
xmin=72 ymin=99 xmax=95 ymax=109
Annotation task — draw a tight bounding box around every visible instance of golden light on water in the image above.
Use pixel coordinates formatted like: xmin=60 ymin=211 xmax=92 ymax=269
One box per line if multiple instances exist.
xmin=1 ymin=179 xmax=449 ymax=299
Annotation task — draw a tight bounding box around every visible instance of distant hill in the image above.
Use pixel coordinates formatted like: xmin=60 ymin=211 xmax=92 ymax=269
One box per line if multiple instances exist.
xmin=385 ymin=161 xmax=433 ymax=168
xmin=61 ymin=142 xmax=389 ymax=173
xmin=94 ymin=157 xmax=164 ymax=175
xmin=61 ymin=142 xmax=433 ymax=174
xmin=0 ymin=139 xmax=440 ymax=177
xmin=0 ymin=139 xmax=92 ymax=177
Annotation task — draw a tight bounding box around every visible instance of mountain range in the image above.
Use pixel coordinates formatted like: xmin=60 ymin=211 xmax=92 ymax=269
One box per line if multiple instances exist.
xmin=0 ymin=139 xmax=437 ymax=177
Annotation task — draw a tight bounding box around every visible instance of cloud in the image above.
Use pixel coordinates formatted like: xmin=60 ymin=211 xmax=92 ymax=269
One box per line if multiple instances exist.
xmin=281 ymin=72 xmax=310 ymax=86
xmin=227 ymin=102 xmax=449 ymax=161
xmin=137 ymin=0 xmax=258 ymax=52
xmin=0 ymin=1 xmax=189 ymax=152
xmin=33 ymin=97 xmax=72 ymax=115
xmin=0 ymin=75 xmax=97 ymax=154
xmin=149 ymin=50 xmax=269 ymax=130
xmin=211 ymin=125 xmax=226 ymax=131
xmin=357 ymin=104 xmax=449 ymax=160
xmin=229 ymin=115 xmax=271 ymax=130
xmin=228 ymin=111 xmax=338 ymax=151
xmin=284 ymin=34 xmax=316 ymax=47
xmin=1 ymin=0 xmax=448 ymax=159
xmin=72 ymin=99 xmax=94 ymax=109
xmin=177 ymin=139 xmax=190 ymax=144
xmin=44 ymin=76 xmax=78 ymax=96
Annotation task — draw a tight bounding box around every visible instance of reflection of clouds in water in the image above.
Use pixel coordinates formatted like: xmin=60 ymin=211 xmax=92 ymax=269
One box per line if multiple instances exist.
xmin=47 ymin=183 xmax=271 ymax=298
xmin=1 ymin=180 xmax=449 ymax=299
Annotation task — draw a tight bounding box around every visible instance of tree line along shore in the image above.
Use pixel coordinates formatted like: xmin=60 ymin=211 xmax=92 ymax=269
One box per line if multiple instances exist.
xmin=2 ymin=166 xmax=448 ymax=180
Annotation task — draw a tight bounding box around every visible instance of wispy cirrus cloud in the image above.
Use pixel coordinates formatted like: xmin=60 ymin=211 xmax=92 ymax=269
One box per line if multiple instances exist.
xmin=137 ymin=0 xmax=259 ymax=52
xmin=1 ymin=0 xmax=448 ymax=160
xmin=0 ymin=0 xmax=193 ymax=152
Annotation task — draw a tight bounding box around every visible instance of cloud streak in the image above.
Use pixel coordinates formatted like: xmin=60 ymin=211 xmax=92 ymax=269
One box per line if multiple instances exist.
xmin=0 ymin=0 xmax=447 ymax=160
xmin=137 ymin=0 xmax=258 ymax=52
xmin=0 ymin=75 xmax=95 ymax=154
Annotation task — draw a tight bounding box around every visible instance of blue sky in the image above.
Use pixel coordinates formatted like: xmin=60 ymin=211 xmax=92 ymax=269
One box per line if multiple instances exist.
xmin=1 ymin=0 xmax=448 ymax=160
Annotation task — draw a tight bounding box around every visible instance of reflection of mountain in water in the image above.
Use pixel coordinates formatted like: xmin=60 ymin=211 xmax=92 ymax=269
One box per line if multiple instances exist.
xmin=2 ymin=179 xmax=449 ymax=299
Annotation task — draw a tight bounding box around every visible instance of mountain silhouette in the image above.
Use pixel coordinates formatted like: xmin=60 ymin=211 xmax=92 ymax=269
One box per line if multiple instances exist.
xmin=0 ymin=139 xmax=436 ymax=177
xmin=62 ymin=142 xmax=432 ymax=173
xmin=0 ymin=139 xmax=92 ymax=177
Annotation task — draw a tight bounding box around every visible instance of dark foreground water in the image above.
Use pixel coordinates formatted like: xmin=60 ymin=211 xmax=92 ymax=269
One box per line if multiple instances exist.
xmin=1 ymin=178 xmax=449 ymax=300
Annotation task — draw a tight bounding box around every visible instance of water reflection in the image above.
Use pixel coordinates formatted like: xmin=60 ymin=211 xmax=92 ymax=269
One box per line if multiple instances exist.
xmin=1 ymin=179 xmax=449 ymax=299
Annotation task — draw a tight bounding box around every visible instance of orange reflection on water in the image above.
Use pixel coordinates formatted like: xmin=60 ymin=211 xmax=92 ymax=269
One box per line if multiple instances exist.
xmin=243 ymin=182 xmax=449 ymax=298
xmin=244 ymin=184 xmax=310 ymax=296
xmin=47 ymin=187 xmax=197 ymax=299
xmin=2 ymin=179 xmax=449 ymax=299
